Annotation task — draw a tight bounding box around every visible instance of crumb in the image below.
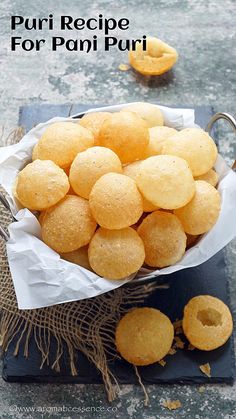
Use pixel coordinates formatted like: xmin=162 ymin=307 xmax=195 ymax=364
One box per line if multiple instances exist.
xmin=161 ymin=399 xmax=182 ymax=410
xmin=199 ymin=363 xmax=211 ymax=377
xmin=119 ymin=64 xmax=130 ymax=71
xmin=173 ymin=319 xmax=182 ymax=329
xmin=198 ymin=386 xmax=205 ymax=393
xmin=174 ymin=336 xmax=185 ymax=349
xmin=188 ymin=343 xmax=195 ymax=351
xmin=175 ymin=327 xmax=183 ymax=335
xmin=168 ymin=347 xmax=177 ymax=355
xmin=158 ymin=359 xmax=166 ymax=367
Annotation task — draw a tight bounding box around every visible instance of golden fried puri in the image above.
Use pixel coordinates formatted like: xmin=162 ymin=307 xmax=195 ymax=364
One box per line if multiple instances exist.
xmin=194 ymin=169 xmax=219 ymax=187
xmin=183 ymin=295 xmax=233 ymax=351
xmin=36 ymin=122 xmax=94 ymax=168
xmin=145 ymin=126 xmax=177 ymax=157
xmin=137 ymin=155 xmax=195 ymax=209
xmin=129 ymin=36 xmax=178 ymax=76
xmin=79 ymin=112 xmax=111 ymax=145
xmin=32 ymin=143 xmax=39 ymax=160
xmin=89 ymin=173 xmax=143 ymax=229
xmin=38 ymin=211 xmax=46 ymax=225
xmin=137 ymin=211 xmax=187 ymax=267
xmin=123 ymin=161 xmax=159 ymax=212
xmin=16 ymin=159 xmax=70 ymax=211
xmin=121 ymin=102 xmax=164 ymax=127
xmin=42 ymin=195 xmax=97 ymax=253
xmin=98 ymin=112 xmax=149 ymax=163
xmin=115 ymin=307 xmax=174 ymax=365
xmin=69 ymin=146 xmax=122 ymax=199
xmin=162 ymin=128 xmax=218 ymax=176
xmin=88 ymin=227 xmax=145 ymax=280
xmin=61 ymin=245 xmax=91 ymax=270
xmin=174 ymin=180 xmax=221 ymax=235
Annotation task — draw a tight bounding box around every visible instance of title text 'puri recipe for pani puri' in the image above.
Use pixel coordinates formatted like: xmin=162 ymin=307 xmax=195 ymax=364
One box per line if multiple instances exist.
xmin=10 ymin=14 xmax=147 ymax=52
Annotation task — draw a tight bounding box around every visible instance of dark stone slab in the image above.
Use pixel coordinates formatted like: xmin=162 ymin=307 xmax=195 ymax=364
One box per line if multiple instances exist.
xmin=2 ymin=251 xmax=235 ymax=385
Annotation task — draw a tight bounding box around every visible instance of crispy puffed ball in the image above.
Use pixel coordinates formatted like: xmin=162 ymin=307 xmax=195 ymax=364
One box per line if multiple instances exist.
xmin=88 ymin=227 xmax=145 ymax=280
xmin=38 ymin=211 xmax=46 ymax=225
xmin=145 ymin=126 xmax=177 ymax=157
xmin=115 ymin=307 xmax=174 ymax=365
xmin=123 ymin=161 xmax=159 ymax=212
xmin=12 ymin=178 xmax=24 ymax=210
xmin=16 ymin=160 xmax=70 ymax=211
xmin=129 ymin=36 xmax=178 ymax=76
xmin=195 ymin=169 xmax=219 ymax=187
xmin=183 ymin=295 xmax=233 ymax=351
xmin=61 ymin=246 xmax=91 ymax=271
xmin=137 ymin=155 xmax=195 ymax=209
xmin=79 ymin=112 xmax=111 ymax=145
xmin=121 ymin=102 xmax=164 ymax=127
xmin=137 ymin=211 xmax=186 ymax=267
xmin=89 ymin=173 xmax=143 ymax=229
xmin=69 ymin=146 xmax=122 ymax=199
xmin=32 ymin=144 xmax=39 ymax=160
xmin=37 ymin=122 xmax=94 ymax=168
xmin=42 ymin=195 xmax=97 ymax=253
xmin=162 ymin=128 xmax=218 ymax=176
xmin=98 ymin=112 xmax=149 ymax=164
xmin=174 ymin=180 xmax=221 ymax=235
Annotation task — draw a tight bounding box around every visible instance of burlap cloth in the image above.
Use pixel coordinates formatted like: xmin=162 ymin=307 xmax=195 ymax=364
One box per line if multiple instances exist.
xmin=0 ymin=128 xmax=159 ymax=402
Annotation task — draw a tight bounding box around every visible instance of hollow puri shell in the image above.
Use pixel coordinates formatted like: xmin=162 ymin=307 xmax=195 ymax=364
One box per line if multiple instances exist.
xmin=123 ymin=160 xmax=159 ymax=212
xmin=89 ymin=172 xmax=143 ymax=229
xmin=174 ymin=180 xmax=221 ymax=235
xmin=182 ymin=295 xmax=233 ymax=350
xmin=79 ymin=112 xmax=111 ymax=145
xmin=69 ymin=146 xmax=122 ymax=199
xmin=121 ymin=102 xmax=164 ymax=127
xmin=61 ymin=245 xmax=91 ymax=271
xmin=137 ymin=210 xmax=187 ymax=267
xmin=98 ymin=111 xmax=149 ymax=164
xmin=137 ymin=155 xmax=195 ymax=209
xmin=145 ymin=126 xmax=177 ymax=157
xmin=32 ymin=143 xmax=39 ymax=160
xmin=41 ymin=195 xmax=97 ymax=253
xmin=162 ymin=128 xmax=218 ymax=176
xmin=37 ymin=122 xmax=94 ymax=168
xmin=115 ymin=307 xmax=174 ymax=366
xmin=194 ymin=168 xmax=219 ymax=187
xmin=16 ymin=159 xmax=70 ymax=211
xmin=129 ymin=36 xmax=178 ymax=76
xmin=38 ymin=210 xmax=46 ymax=225
xmin=88 ymin=227 xmax=145 ymax=280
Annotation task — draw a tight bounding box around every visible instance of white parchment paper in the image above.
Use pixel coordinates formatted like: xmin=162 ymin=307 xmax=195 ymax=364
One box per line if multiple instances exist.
xmin=0 ymin=103 xmax=236 ymax=310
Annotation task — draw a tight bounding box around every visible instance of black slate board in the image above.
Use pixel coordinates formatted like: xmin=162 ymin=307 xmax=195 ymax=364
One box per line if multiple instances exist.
xmin=2 ymin=104 xmax=235 ymax=385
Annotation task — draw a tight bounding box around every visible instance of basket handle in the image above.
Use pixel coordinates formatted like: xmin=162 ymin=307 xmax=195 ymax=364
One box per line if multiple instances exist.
xmin=0 ymin=194 xmax=11 ymax=241
xmin=205 ymin=112 xmax=236 ymax=170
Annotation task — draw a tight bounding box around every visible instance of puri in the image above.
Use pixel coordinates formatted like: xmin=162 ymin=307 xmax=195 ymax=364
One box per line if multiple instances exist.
xmin=11 ymin=37 xmax=46 ymax=51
